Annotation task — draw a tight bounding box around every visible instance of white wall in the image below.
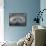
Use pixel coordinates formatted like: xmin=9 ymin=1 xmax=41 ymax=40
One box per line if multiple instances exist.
xmin=0 ymin=0 xmax=4 ymax=42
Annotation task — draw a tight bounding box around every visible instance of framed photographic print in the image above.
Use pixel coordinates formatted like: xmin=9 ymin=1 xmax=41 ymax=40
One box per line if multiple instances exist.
xmin=9 ymin=13 xmax=27 ymax=26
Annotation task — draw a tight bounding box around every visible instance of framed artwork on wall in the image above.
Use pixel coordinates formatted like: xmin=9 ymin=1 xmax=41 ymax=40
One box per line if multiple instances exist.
xmin=9 ymin=13 xmax=27 ymax=26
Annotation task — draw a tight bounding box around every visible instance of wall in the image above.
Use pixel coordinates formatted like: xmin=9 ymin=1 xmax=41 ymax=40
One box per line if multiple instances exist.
xmin=0 ymin=0 xmax=4 ymax=42
xmin=4 ymin=0 xmax=40 ymax=42
xmin=40 ymin=0 xmax=46 ymax=27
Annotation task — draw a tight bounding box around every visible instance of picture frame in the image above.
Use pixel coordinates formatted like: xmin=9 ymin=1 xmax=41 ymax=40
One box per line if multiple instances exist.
xmin=9 ymin=13 xmax=27 ymax=26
